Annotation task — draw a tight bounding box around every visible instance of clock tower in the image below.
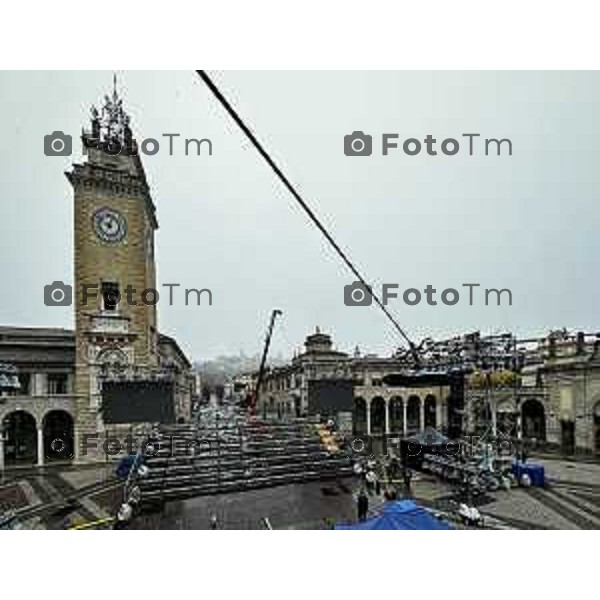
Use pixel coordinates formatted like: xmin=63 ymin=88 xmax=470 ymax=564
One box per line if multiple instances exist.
xmin=66 ymin=82 xmax=160 ymax=459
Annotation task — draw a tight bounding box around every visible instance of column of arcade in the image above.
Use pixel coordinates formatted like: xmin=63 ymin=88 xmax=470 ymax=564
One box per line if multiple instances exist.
xmin=355 ymin=395 xmax=441 ymax=436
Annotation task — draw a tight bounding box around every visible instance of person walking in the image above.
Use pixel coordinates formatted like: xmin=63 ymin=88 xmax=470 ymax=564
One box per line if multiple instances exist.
xmin=402 ymin=467 xmax=412 ymax=498
xmin=357 ymin=488 xmax=369 ymax=522
xmin=365 ymin=469 xmax=376 ymax=494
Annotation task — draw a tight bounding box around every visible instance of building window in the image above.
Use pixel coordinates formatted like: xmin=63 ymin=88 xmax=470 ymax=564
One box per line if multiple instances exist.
xmin=102 ymin=281 xmax=120 ymax=311
xmin=372 ymin=378 xmax=383 ymax=387
xmin=17 ymin=373 xmax=31 ymax=395
xmin=48 ymin=373 xmax=69 ymax=395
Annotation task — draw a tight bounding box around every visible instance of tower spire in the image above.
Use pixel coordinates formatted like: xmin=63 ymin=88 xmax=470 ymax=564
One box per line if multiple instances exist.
xmin=86 ymin=75 xmax=131 ymax=149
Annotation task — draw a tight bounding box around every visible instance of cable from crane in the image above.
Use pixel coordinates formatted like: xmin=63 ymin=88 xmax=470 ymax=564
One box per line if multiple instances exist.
xmin=195 ymin=70 xmax=419 ymax=364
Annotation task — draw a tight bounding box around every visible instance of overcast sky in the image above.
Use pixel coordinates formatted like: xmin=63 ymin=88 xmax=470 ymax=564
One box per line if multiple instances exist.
xmin=1 ymin=71 xmax=599 ymax=362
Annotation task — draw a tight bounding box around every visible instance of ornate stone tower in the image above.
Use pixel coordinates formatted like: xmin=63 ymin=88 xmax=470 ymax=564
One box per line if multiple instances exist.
xmin=66 ymin=81 xmax=160 ymax=459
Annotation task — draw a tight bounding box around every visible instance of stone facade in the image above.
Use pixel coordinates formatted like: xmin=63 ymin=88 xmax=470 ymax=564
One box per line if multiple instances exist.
xmin=66 ymin=102 xmax=161 ymax=460
xmin=0 ymin=327 xmax=76 ymax=469
xmin=462 ymin=331 xmax=600 ymax=454
xmin=262 ymin=328 xmax=600 ymax=454
xmin=259 ymin=329 xmax=450 ymax=436
xmin=0 ymin=86 xmax=193 ymax=469
xmin=533 ymin=332 xmax=600 ymax=453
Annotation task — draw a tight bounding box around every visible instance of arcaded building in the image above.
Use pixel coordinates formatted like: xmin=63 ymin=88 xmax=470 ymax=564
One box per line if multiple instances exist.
xmin=260 ymin=328 xmax=451 ymax=437
xmin=262 ymin=328 xmax=600 ymax=455
xmin=0 ymin=85 xmax=193 ymax=469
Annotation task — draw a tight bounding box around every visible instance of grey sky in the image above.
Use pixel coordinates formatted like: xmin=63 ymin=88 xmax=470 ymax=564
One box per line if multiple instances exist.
xmin=0 ymin=71 xmax=598 ymax=362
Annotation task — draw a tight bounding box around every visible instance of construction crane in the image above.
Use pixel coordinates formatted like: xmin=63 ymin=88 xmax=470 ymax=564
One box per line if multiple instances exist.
xmin=249 ymin=309 xmax=282 ymax=413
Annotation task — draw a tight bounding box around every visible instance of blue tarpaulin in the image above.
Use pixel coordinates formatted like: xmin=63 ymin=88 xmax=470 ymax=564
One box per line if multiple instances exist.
xmin=511 ymin=461 xmax=545 ymax=487
xmin=335 ymin=500 xmax=453 ymax=530
xmin=116 ymin=454 xmax=145 ymax=479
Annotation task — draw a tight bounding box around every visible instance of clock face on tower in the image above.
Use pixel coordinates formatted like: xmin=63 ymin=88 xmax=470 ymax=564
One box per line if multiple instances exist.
xmin=92 ymin=207 xmax=127 ymax=243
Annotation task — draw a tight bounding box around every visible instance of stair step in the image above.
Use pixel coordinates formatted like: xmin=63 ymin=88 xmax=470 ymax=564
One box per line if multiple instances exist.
xmin=133 ymin=415 xmax=352 ymax=507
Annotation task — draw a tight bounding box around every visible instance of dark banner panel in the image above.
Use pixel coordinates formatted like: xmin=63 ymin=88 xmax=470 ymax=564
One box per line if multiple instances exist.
xmin=101 ymin=380 xmax=175 ymax=424
xmin=307 ymin=379 xmax=354 ymax=413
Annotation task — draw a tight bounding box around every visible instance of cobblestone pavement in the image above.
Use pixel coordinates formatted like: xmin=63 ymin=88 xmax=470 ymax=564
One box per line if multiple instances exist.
xmin=481 ymin=488 xmax=580 ymax=529
xmin=1 ymin=463 xmax=117 ymax=529
xmin=542 ymin=458 xmax=600 ymax=486
xmin=2 ymin=457 xmax=600 ymax=529
xmin=134 ymin=478 xmax=361 ymax=530
xmin=404 ymin=456 xmax=600 ymax=530
xmin=519 ymin=457 xmax=600 ymax=530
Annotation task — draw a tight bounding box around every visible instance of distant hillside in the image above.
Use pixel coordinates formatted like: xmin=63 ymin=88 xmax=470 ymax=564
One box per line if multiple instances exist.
xmin=194 ymin=352 xmax=287 ymax=387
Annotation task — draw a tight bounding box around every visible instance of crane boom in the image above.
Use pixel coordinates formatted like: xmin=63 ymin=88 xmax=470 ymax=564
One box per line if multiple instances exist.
xmin=251 ymin=309 xmax=282 ymax=413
